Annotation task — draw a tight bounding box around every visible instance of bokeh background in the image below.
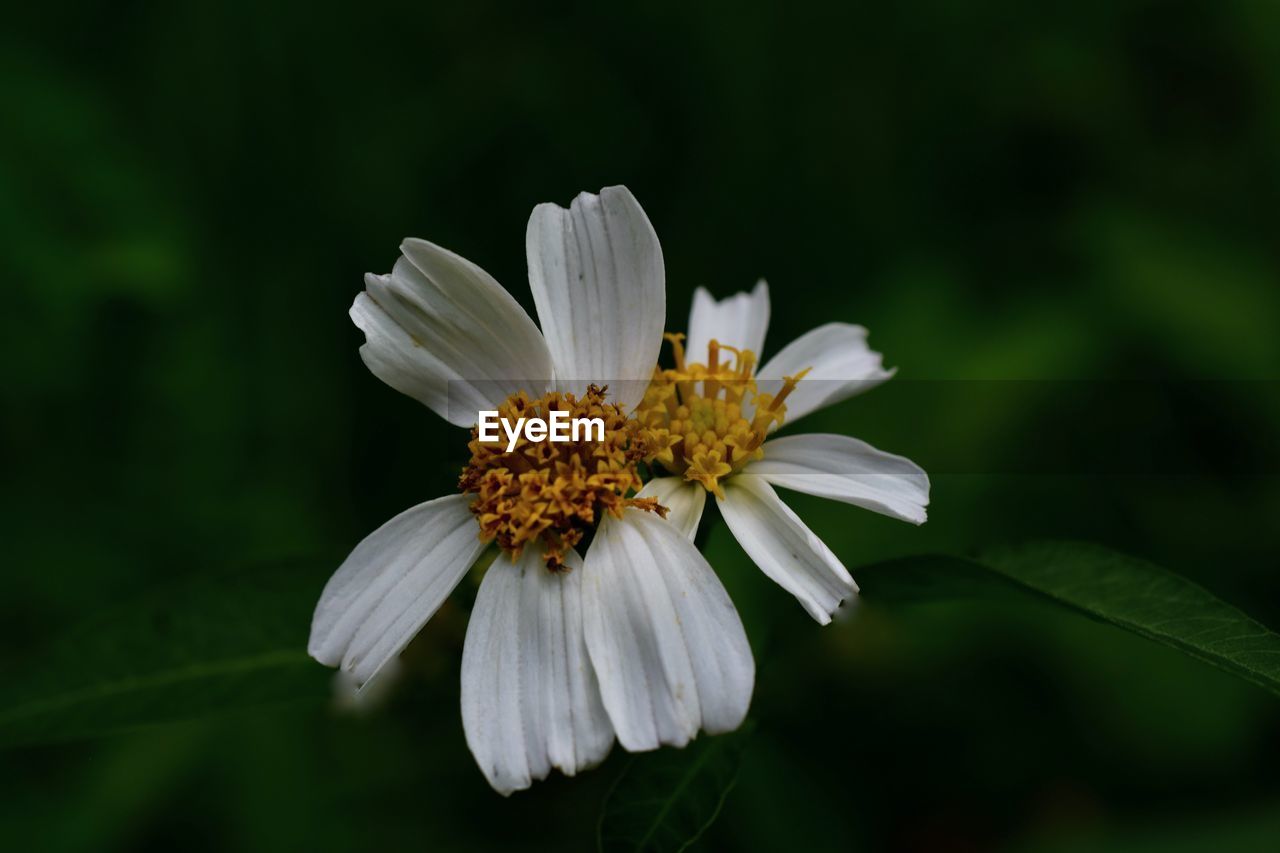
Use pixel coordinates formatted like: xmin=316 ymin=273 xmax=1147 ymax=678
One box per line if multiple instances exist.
xmin=3 ymin=1 xmax=1279 ymax=850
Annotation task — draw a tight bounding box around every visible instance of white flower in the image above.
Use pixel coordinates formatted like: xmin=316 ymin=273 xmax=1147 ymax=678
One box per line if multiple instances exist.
xmin=634 ymin=281 xmax=931 ymax=623
xmin=308 ymin=187 xmax=753 ymax=795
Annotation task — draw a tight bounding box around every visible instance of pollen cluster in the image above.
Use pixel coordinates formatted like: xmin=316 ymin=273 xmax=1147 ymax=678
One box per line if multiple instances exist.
xmin=634 ymin=334 xmax=806 ymax=498
xmin=459 ymin=385 xmax=666 ymax=570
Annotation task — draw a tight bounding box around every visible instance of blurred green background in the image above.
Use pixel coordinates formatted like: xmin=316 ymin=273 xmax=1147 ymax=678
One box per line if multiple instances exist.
xmin=3 ymin=1 xmax=1279 ymax=850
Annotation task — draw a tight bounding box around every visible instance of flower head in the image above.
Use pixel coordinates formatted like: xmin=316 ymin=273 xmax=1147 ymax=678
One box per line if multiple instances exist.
xmin=308 ymin=188 xmax=754 ymax=795
xmin=637 ymin=332 xmax=806 ymax=497
xmin=458 ymin=384 xmax=667 ymax=569
xmin=636 ymin=281 xmax=931 ymax=622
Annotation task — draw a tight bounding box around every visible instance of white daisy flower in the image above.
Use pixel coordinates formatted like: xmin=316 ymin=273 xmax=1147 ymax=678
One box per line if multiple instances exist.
xmin=634 ymin=281 xmax=931 ymax=624
xmin=308 ymin=187 xmax=754 ymax=795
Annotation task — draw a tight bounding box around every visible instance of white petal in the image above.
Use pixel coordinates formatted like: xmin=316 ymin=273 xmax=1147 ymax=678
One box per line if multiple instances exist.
xmin=718 ymin=475 xmax=856 ymax=624
xmin=637 ymin=476 xmax=706 ymax=541
xmin=525 ymin=186 xmax=665 ymax=412
xmin=353 ymin=239 xmax=553 ymax=428
xmin=755 ymin=323 xmax=895 ymax=424
xmin=332 ymin=657 xmax=402 ymax=716
xmin=583 ymin=509 xmax=754 ymax=751
xmin=461 ymin=549 xmax=614 ymax=795
xmin=746 ymin=433 xmax=929 ymax=525
xmin=685 ymin=280 xmax=770 ymax=365
xmin=308 ymin=493 xmax=486 ymax=685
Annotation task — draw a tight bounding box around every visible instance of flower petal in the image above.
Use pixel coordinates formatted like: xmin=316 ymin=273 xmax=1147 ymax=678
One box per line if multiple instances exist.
xmin=461 ymin=548 xmax=614 ymax=795
xmin=332 ymin=658 xmax=402 ymax=717
xmin=354 ymin=239 xmax=553 ymax=427
xmin=308 ymin=493 xmax=486 ymax=685
xmin=746 ymin=433 xmax=929 ymax=525
xmin=637 ymin=476 xmax=706 ymax=540
xmin=526 ymin=186 xmax=665 ymax=412
xmin=755 ymin=323 xmax=895 ymax=424
xmin=685 ymin=280 xmax=770 ymax=364
xmin=583 ymin=509 xmax=754 ymax=751
xmin=718 ymin=475 xmax=856 ymax=624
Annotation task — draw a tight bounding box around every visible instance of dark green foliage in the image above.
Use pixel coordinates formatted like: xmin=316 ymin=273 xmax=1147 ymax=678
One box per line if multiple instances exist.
xmin=598 ymin=726 xmax=752 ymax=853
xmin=3 ymin=0 xmax=1280 ymax=849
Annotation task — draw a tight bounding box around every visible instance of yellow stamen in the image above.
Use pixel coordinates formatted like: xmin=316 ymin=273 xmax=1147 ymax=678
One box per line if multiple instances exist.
xmin=663 ymin=332 xmax=687 ymax=373
xmin=459 ymin=385 xmax=666 ymax=570
xmin=633 ymin=338 xmax=813 ymax=495
xmin=704 ymin=340 xmax=721 ymax=400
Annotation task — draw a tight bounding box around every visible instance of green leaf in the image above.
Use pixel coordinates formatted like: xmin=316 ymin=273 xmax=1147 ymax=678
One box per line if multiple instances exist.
xmin=597 ymin=725 xmax=753 ymax=853
xmin=859 ymin=541 xmax=1280 ymax=699
xmin=0 ymin=559 xmax=332 ymax=748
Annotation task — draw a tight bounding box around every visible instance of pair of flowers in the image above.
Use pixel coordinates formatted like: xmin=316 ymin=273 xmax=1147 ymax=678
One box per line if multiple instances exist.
xmin=308 ymin=187 xmax=929 ymax=794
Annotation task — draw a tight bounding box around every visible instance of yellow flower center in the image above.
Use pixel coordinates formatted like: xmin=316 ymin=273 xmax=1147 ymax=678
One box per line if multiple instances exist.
xmin=634 ymin=334 xmax=807 ymax=498
xmin=459 ymin=385 xmax=666 ymax=570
